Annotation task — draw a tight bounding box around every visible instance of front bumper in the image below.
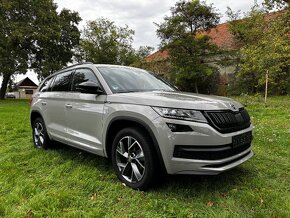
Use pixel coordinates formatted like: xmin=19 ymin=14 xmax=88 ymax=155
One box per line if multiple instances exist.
xmin=152 ymin=117 xmax=253 ymax=175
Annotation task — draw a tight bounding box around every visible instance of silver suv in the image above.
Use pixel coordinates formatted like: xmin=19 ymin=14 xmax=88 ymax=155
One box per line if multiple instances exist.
xmin=30 ymin=63 xmax=253 ymax=190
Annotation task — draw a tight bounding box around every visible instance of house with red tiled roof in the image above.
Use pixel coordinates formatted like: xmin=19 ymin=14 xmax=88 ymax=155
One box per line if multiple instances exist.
xmin=141 ymin=21 xmax=239 ymax=91
xmin=145 ymin=22 xmax=239 ymax=63
xmin=145 ymin=10 xmax=285 ymax=61
xmin=143 ymin=10 xmax=285 ymax=80
xmin=202 ymin=22 xmax=240 ymax=50
xmin=139 ymin=10 xmax=287 ymax=95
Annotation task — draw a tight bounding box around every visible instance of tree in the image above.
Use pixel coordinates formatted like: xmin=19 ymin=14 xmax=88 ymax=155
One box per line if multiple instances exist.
xmin=156 ymin=0 xmax=220 ymax=93
xmin=0 ymin=0 xmax=81 ymax=99
xmin=79 ymin=18 xmax=138 ymax=65
xmin=0 ymin=0 xmax=31 ymax=99
xmin=32 ymin=9 xmax=81 ymax=79
xmin=7 ymin=76 xmax=16 ymax=92
xmin=135 ymin=46 xmax=154 ymax=61
xmin=263 ymin=0 xmax=289 ymax=10
xmin=227 ymin=3 xmax=290 ymax=95
xmin=130 ymin=46 xmax=155 ymax=68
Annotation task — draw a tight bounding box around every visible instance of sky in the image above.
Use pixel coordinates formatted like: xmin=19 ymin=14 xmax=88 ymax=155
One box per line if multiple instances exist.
xmin=54 ymin=0 xmax=263 ymax=49
xmin=3 ymin=0 xmax=263 ymax=86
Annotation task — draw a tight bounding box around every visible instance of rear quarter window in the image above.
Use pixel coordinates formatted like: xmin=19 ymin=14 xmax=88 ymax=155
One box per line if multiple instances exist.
xmin=39 ymin=77 xmax=54 ymax=92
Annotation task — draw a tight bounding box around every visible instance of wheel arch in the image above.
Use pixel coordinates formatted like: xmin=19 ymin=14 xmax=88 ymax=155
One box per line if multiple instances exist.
xmin=105 ymin=116 xmax=166 ymax=173
xmin=30 ymin=110 xmax=44 ymax=127
xmin=30 ymin=110 xmax=54 ymax=141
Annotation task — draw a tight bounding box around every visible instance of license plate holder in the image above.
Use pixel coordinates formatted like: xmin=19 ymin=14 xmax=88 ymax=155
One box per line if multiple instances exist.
xmin=232 ymin=131 xmax=252 ymax=148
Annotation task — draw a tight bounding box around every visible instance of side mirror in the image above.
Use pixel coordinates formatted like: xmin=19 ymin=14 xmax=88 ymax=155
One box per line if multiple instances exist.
xmin=76 ymin=81 xmax=103 ymax=95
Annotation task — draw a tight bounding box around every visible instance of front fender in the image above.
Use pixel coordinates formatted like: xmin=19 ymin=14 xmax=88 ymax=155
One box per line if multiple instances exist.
xmin=102 ymin=103 xmax=160 ymax=157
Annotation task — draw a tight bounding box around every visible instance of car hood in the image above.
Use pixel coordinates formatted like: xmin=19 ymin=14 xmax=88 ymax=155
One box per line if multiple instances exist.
xmin=107 ymin=91 xmax=243 ymax=111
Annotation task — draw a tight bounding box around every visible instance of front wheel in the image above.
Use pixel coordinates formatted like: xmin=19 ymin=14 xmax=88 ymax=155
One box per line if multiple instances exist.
xmin=111 ymin=127 xmax=156 ymax=190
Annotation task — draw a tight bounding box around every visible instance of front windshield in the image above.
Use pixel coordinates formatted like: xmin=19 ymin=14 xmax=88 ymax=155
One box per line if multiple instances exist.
xmin=97 ymin=66 xmax=176 ymax=93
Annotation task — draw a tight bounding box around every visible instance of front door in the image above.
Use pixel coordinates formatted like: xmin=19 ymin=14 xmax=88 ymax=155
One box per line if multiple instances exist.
xmin=65 ymin=68 xmax=106 ymax=155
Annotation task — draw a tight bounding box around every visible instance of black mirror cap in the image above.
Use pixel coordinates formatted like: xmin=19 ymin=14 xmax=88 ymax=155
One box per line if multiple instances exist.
xmin=76 ymin=81 xmax=104 ymax=95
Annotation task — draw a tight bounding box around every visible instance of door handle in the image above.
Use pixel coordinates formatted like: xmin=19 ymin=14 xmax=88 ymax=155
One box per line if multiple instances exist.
xmin=41 ymin=102 xmax=47 ymax=106
xmin=65 ymin=104 xmax=73 ymax=109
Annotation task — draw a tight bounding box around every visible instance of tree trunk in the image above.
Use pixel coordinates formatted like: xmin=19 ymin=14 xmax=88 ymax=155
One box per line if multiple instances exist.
xmin=194 ymin=81 xmax=199 ymax=93
xmin=0 ymin=74 xmax=11 ymax=99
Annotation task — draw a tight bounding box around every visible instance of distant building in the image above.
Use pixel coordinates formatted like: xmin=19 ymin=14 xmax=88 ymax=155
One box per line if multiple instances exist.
xmin=143 ymin=11 xmax=283 ymax=95
xmin=144 ymin=21 xmax=239 ymax=76
xmin=13 ymin=77 xmax=38 ymax=99
xmin=143 ymin=22 xmax=238 ymax=95
xmin=144 ymin=11 xmax=283 ymax=73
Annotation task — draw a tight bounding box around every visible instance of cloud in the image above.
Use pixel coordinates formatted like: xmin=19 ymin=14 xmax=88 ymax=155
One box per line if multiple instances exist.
xmin=206 ymin=0 xmax=264 ymax=21
xmin=54 ymin=0 xmax=177 ymax=48
xmin=54 ymin=0 xmax=263 ymax=50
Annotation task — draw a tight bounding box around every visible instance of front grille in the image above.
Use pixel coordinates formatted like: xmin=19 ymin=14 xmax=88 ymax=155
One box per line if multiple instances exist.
xmin=204 ymin=108 xmax=251 ymax=133
xmin=173 ymin=143 xmax=251 ymax=160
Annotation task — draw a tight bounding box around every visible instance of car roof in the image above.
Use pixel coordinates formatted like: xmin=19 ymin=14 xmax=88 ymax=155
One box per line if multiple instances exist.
xmin=42 ymin=63 xmax=144 ymax=84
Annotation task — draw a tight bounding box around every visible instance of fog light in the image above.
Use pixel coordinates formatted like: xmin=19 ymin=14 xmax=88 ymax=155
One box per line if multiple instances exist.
xmin=166 ymin=123 xmax=193 ymax=132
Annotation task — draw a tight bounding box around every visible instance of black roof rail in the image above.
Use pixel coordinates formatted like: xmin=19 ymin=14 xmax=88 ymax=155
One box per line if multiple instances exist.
xmin=60 ymin=62 xmax=94 ymax=71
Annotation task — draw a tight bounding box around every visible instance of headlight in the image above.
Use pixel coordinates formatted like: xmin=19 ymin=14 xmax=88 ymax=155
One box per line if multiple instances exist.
xmin=152 ymin=107 xmax=207 ymax=123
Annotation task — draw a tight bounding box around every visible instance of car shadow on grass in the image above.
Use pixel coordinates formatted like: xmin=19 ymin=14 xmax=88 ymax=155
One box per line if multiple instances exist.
xmin=48 ymin=141 xmax=112 ymax=171
xmin=48 ymin=140 xmax=255 ymax=194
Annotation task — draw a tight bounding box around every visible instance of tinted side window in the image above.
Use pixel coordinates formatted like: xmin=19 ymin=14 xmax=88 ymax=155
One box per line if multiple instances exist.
xmin=51 ymin=71 xmax=72 ymax=92
xmin=39 ymin=77 xmax=53 ymax=92
xmin=71 ymin=69 xmax=100 ymax=92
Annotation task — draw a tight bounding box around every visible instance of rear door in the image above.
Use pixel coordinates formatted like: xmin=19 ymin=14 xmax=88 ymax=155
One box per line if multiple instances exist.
xmin=65 ymin=68 xmax=106 ymax=155
xmin=45 ymin=70 xmax=73 ymax=143
xmin=36 ymin=76 xmax=54 ymax=127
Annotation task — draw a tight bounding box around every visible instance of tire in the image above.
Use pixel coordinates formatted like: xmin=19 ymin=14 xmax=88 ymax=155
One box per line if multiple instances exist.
xmin=111 ymin=127 xmax=156 ymax=190
xmin=32 ymin=117 xmax=51 ymax=149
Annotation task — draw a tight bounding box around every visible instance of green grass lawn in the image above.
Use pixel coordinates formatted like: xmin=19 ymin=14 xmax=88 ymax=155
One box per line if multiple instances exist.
xmin=0 ymin=96 xmax=289 ymax=217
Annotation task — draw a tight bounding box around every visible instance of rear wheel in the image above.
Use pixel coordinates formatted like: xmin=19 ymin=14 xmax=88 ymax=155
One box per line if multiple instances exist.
xmin=112 ymin=127 xmax=156 ymax=190
xmin=32 ymin=117 xmax=51 ymax=149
